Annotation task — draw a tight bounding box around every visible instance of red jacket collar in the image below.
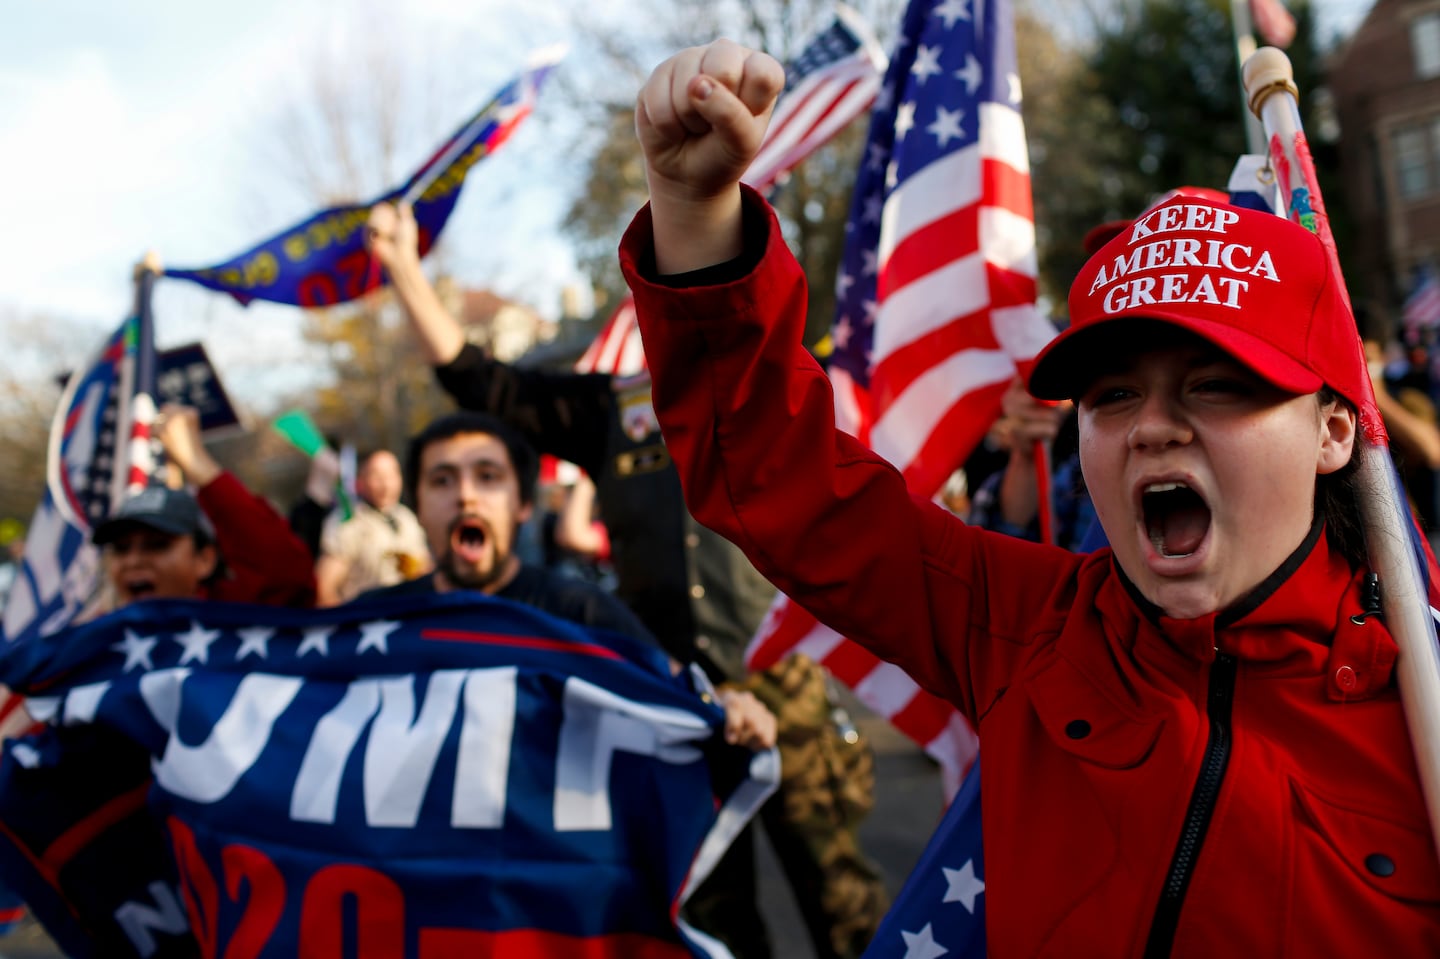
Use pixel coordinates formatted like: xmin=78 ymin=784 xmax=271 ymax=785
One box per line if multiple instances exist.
xmin=1104 ymin=523 xmax=1397 ymax=699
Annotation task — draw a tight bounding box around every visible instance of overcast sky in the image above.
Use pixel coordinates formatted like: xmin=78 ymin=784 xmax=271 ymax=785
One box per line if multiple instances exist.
xmin=0 ymin=0 xmax=1374 ymax=409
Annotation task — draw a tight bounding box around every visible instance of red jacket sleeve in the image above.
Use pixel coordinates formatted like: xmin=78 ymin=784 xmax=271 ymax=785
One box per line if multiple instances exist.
xmin=619 ymin=190 xmax=1087 ymax=723
xmin=197 ymin=472 xmax=317 ymax=609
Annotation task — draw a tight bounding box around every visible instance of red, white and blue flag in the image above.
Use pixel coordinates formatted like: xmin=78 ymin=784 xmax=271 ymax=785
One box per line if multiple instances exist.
xmin=2 ymin=306 xmax=159 ymax=649
xmin=1404 ymin=266 xmax=1440 ymax=343
xmin=576 ymin=8 xmax=887 ymax=377
xmin=0 ymin=593 xmax=775 ymax=958
xmin=746 ymin=0 xmax=1053 ymax=797
xmin=164 ymin=49 xmax=563 ymax=308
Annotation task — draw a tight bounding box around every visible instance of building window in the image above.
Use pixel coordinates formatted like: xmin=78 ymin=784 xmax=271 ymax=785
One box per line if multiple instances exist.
xmin=1415 ymin=12 xmax=1440 ymax=79
xmin=1394 ymin=123 xmax=1434 ymax=199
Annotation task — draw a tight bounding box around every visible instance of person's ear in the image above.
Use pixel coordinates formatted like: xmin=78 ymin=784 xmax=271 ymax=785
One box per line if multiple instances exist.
xmin=1317 ymin=401 xmax=1357 ymax=476
xmin=193 ymin=543 xmax=219 ymax=583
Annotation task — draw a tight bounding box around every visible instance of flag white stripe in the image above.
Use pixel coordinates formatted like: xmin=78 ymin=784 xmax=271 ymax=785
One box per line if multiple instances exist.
xmin=872 ymin=253 xmax=989 ymax=359
xmin=878 ymin=148 xmax=982 ymax=265
xmin=870 ymin=349 xmax=1016 ymax=471
xmin=979 ymin=206 xmax=1039 ymax=275
xmin=978 ymin=102 xmax=1030 ymax=173
xmin=853 ymin=661 xmax=925 ymax=717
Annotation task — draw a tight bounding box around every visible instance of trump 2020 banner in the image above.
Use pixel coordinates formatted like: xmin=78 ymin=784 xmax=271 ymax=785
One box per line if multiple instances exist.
xmin=0 ymin=592 xmax=775 ymax=959
xmin=163 ymin=48 xmax=563 ymax=307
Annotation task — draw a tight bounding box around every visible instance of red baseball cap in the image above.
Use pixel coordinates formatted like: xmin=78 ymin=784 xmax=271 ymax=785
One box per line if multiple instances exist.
xmin=1028 ymin=195 xmax=1367 ymax=407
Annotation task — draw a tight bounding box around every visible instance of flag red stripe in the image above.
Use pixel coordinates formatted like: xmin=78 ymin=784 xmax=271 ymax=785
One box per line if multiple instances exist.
xmin=899 ymin=382 xmax=1009 ymax=495
xmin=880 ymin=205 xmax=981 ymax=297
xmin=420 ymin=629 xmax=624 ymax=661
xmin=819 ymin=639 xmax=886 ymax=689
xmin=983 ymin=155 xmax=1035 ymax=221
xmin=889 ymin=687 xmax=959 ymax=746
xmin=747 ymin=601 xmax=822 ymax=671
xmin=870 ymin=309 xmax=1003 ymax=414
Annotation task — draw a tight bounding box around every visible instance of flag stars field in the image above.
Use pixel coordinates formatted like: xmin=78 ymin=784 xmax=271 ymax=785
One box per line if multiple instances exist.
xmin=901 ymin=922 xmax=950 ymax=959
xmin=357 ymin=619 xmax=401 ymax=655
xmin=173 ymin=620 xmax=221 ymax=665
xmin=911 ymin=45 xmax=945 ymax=84
xmin=933 ymin=0 xmax=971 ymax=29
xmin=235 ymin=626 xmax=274 ymax=660
xmin=112 ymin=629 xmax=158 ymax=672
xmin=297 ymin=625 xmax=333 ymax=658
xmin=942 ymin=859 xmax=984 ymax=912
xmin=927 ymin=106 xmax=966 ymax=147
xmin=954 ymin=55 xmax=982 ymax=95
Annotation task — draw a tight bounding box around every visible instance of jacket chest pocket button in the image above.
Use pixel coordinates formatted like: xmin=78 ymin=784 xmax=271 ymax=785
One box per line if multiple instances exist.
xmin=1365 ymin=853 xmax=1396 ymax=878
xmin=1065 ymin=719 xmax=1091 ymax=740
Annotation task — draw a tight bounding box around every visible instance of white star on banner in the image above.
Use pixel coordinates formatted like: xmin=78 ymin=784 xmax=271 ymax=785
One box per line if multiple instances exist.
xmin=866 ymin=142 xmax=888 ymax=172
xmin=173 ymin=620 xmax=222 ymax=665
xmin=933 ymin=0 xmax=971 ymax=29
xmin=298 ymin=626 xmax=334 ymax=658
xmin=836 ymin=271 xmax=856 ymax=300
xmin=235 ymin=628 xmax=274 ymax=660
xmin=955 ymin=54 xmax=982 ymax=95
xmin=901 ymin=923 xmax=949 ymax=959
xmin=357 ymin=620 xmax=401 ymax=655
xmin=861 ymin=250 xmax=880 ymax=277
xmin=927 ymin=106 xmax=966 ymax=147
xmin=834 ymin=317 xmax=854 ymax=349
xmin=862 ymin=194 xmax=884 ymax=225
xmin=895 ymin=101 xmax=917 ymax=141
xmin=910 ymin=44 xmax=943 ymax=84
xmin=942 ymin=859 xmax=986 ymax=913
xmin=874 ymin=79 xmax=895 ymax=114
xmin=111 ymin=630 xmax=157 ymax=672
xmin=1008 ymin=72 xmax=1022 ymax=105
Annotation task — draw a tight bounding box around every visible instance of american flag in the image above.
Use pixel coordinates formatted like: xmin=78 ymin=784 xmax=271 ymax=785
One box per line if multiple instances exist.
xmin=746 ymin=0 xmax=1053 ymax=794
xmin=1404 ymin=265 xmax=1440 ymax=342
xmin=575 ymin=7 xmax=887 ymax=377
xmin=1249 ymin=0 xmax=1297 ymax=48
xmin=2 ymin=298 xmax=161 ymax=647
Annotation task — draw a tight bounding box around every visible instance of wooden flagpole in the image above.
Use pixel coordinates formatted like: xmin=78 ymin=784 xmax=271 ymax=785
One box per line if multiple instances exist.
xmin=1243 ymin=47 xmax=1440 ymax=862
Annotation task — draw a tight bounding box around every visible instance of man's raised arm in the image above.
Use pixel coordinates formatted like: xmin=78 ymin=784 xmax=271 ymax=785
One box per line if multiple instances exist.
xmin=365 ymin=201 xmax=465 ymax=366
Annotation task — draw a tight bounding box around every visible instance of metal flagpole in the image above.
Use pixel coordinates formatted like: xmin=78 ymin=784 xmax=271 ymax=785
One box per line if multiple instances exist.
xmin=1230 ymin=0 xmax=1268 ymax=155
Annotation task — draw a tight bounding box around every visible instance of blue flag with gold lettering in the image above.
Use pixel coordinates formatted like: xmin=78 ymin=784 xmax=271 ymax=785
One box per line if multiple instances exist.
xmin=163 ymin=49 xmax=562 ymax=307
xmin=0 ymin=592 xmax=774 ymax=958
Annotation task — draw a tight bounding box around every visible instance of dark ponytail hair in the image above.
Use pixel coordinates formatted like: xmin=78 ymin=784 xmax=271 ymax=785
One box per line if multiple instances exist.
xmin=1315 ymin=387 xmax=1366 ymax=568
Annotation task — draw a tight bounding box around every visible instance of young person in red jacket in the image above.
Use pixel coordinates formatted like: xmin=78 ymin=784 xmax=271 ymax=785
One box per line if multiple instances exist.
xmin=94 ymin=404 xmax=316 ymax=610
xmin=617 ymin=40 xmax=1440 ymax=957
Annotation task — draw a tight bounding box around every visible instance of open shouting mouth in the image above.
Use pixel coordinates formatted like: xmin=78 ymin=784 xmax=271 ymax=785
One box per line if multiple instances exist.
xmin=449 ymin=516 xmax=491 ymax=566
xmin=1142 ymin=481 xmax=1211 ymax=559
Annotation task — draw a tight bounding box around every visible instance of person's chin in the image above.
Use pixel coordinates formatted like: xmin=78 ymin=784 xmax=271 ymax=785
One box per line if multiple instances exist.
xmin=444 ymin=560 xmax=497 ymax=592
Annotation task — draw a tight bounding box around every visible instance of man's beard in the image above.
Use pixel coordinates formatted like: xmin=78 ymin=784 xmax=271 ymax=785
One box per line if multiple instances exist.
xmin=440 ymin=516 xmax=513 ymax=591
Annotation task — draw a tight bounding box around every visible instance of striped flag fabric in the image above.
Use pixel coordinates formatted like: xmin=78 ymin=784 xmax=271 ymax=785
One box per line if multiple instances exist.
xmin=1249 ymin=0 xmax=1297 ymax=48
xmin=743 ymin=4 xmax=888 ymax=193
xmin=1403 ymin=266 xmax=1440 ymax=342
xmin=576 ymin=7 xmax=888 ymax=377
xmin=745 ymin=0 xmax=1054 ymax=794
xmin=2 ymin=313 xmax=158 ymax=648
xmin=575 ymin=297 xmax=645 ymax=376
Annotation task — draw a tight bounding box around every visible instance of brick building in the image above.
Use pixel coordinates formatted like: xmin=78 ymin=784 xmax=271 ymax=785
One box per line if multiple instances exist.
xmin=1329 ymin=0 xmax=1440 ymax=319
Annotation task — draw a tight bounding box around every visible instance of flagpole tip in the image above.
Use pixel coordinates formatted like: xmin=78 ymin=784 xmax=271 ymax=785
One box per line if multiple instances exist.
xmin=1243 ymin=47 xmax=1297 ymax=118
xmin=135 ymin=250 xmax=164 ymax=279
